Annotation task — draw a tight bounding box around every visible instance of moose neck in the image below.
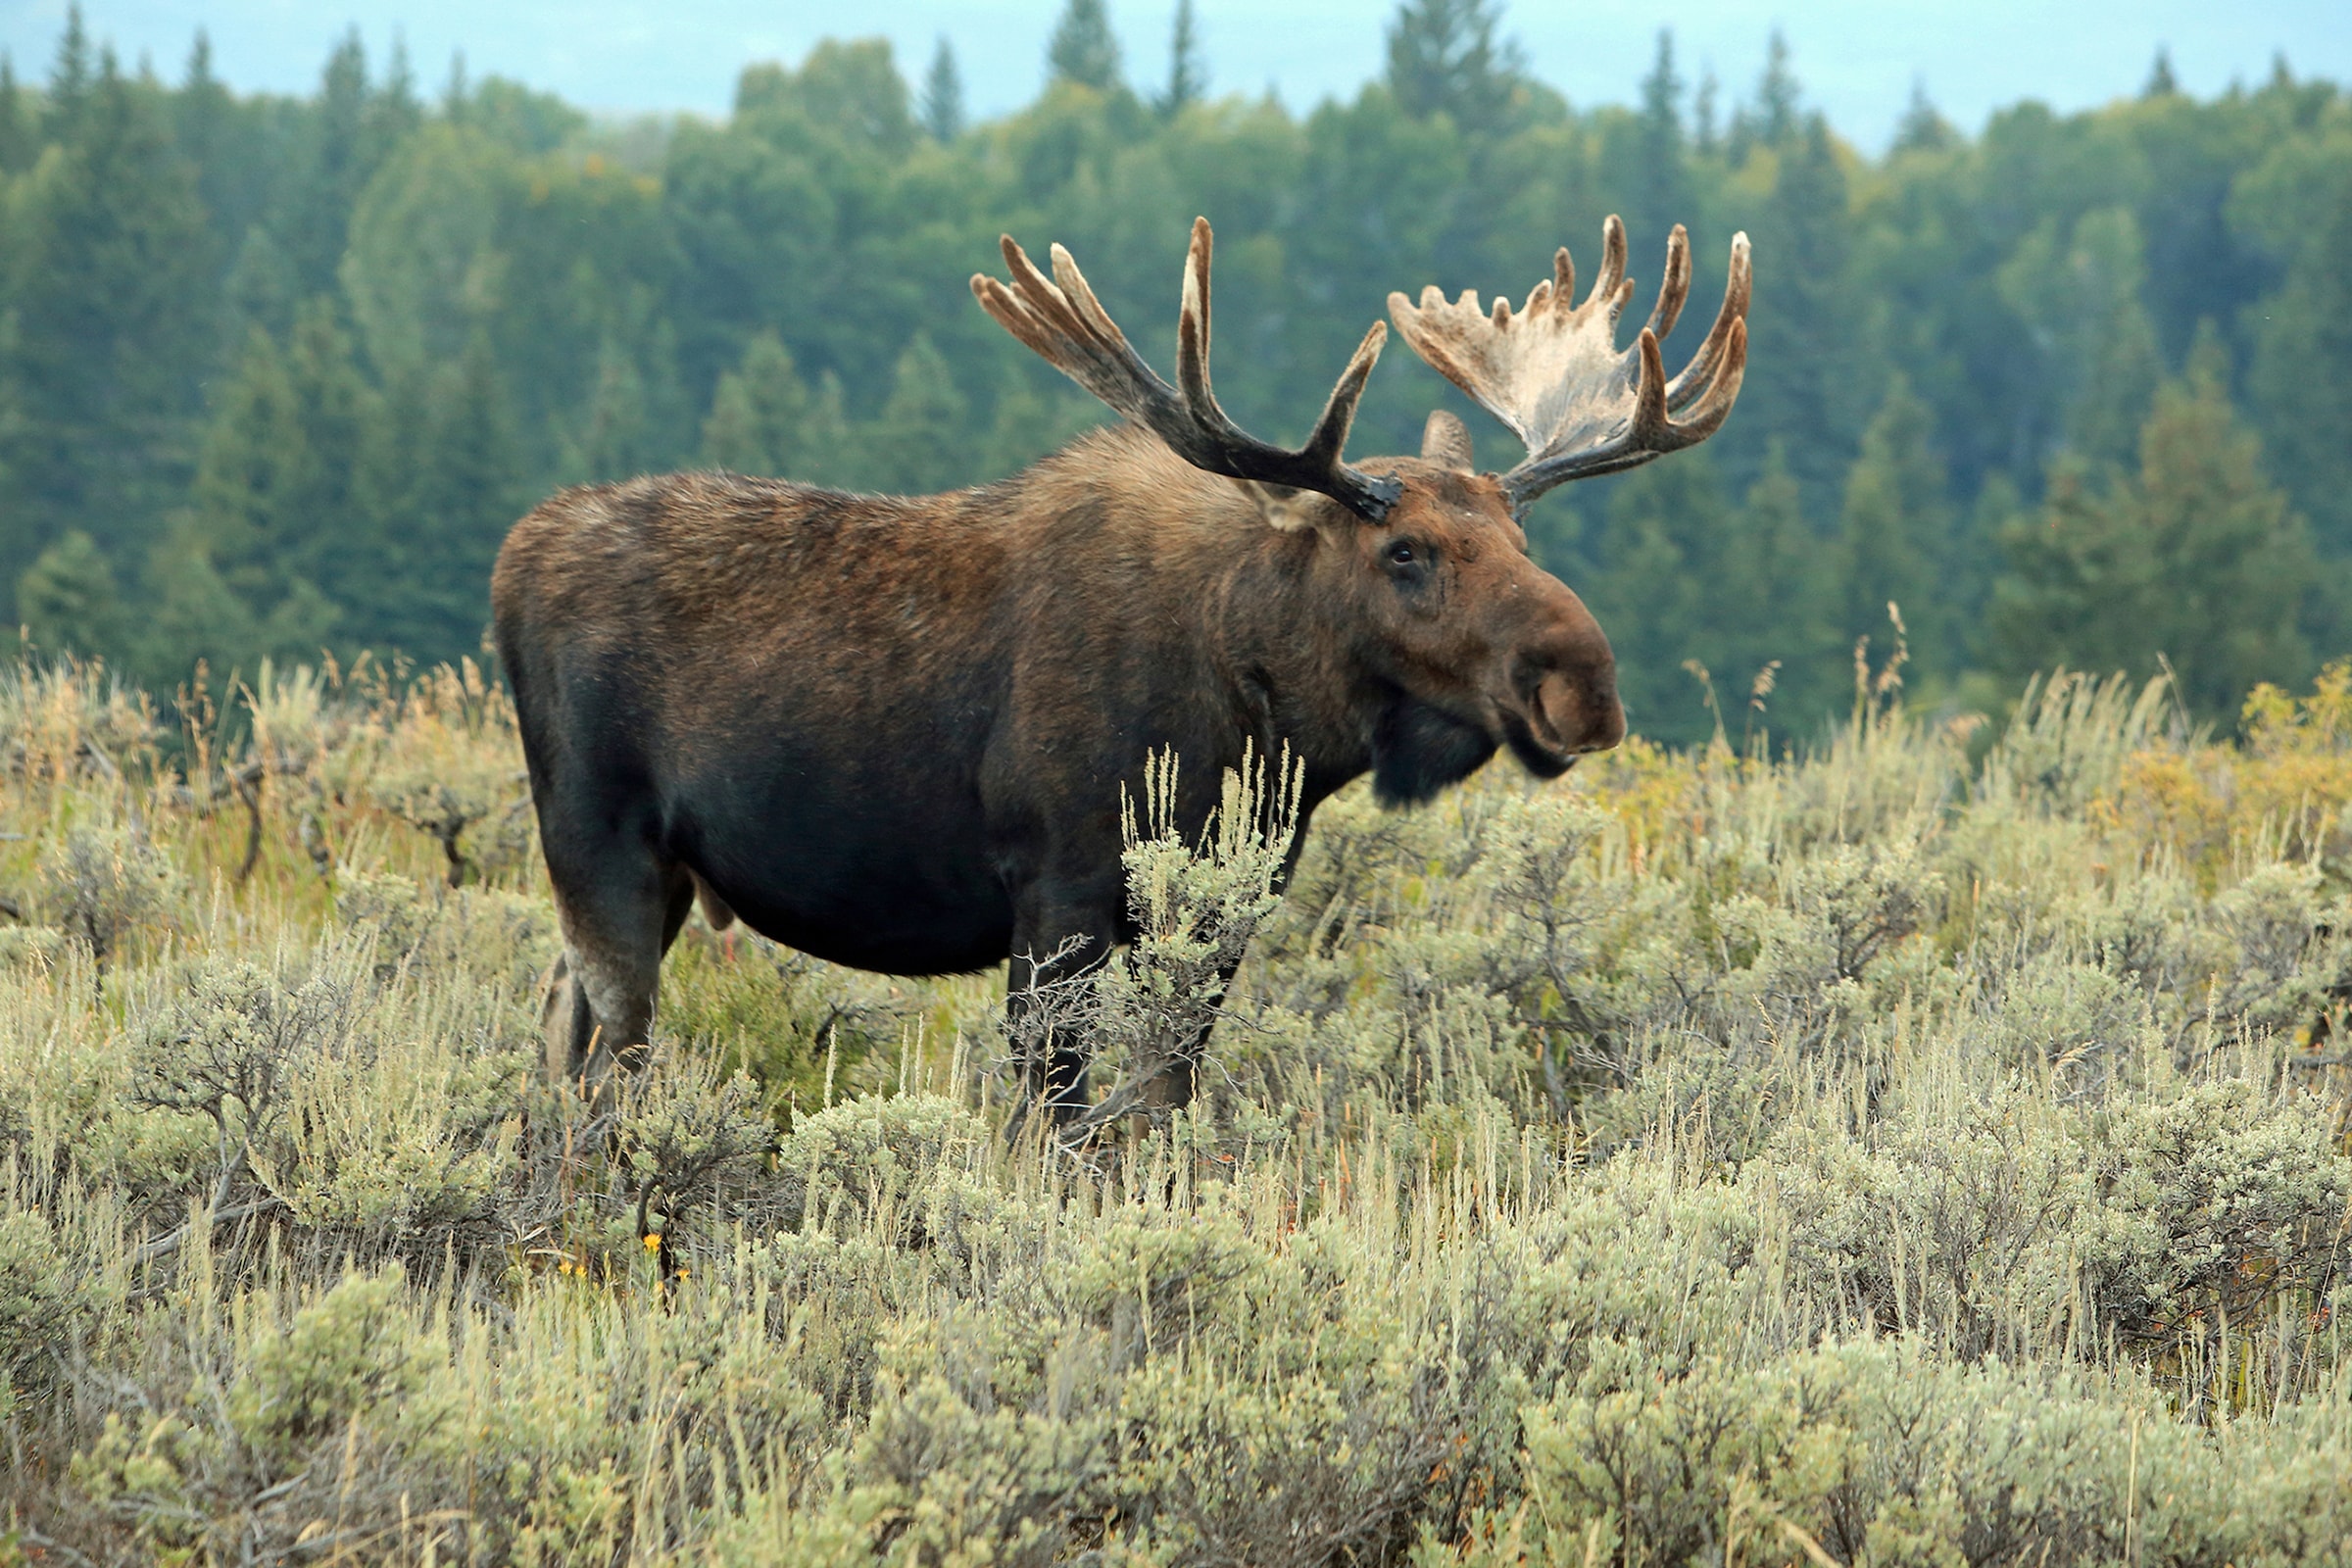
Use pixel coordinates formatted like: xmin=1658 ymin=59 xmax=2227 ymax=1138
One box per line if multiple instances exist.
xmin=1201 ymin=501 xmax=1497 ymax=813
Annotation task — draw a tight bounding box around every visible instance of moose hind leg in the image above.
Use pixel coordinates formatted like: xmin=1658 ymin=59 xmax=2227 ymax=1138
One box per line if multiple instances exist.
xmin=544 ymin=843 xmax=689 ymax=1089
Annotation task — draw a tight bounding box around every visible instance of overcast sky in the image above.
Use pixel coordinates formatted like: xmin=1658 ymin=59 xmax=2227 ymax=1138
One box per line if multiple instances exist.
xmin=2 ymin=1 xmax=2346 ymax=149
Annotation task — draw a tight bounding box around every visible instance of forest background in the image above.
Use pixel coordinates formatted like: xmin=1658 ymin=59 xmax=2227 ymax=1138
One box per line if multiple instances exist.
xmin=0 ymin=0 xmax=2346 ymax=744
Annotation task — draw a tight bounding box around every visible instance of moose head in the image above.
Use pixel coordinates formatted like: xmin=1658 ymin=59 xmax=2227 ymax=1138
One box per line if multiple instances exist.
xmin=974 ymin=214 xmax=1749 ymax=801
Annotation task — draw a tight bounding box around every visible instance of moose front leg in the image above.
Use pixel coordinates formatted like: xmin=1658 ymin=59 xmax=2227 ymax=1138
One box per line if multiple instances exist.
xmin=1005 ymin=887 xmax=1119 ymax=1137
xmin=1135 ymin=948 xmax=1248 ymax=1118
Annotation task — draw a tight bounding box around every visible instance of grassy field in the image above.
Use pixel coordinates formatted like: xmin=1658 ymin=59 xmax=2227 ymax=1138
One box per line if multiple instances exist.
xmin=0 ymin=648 xmax=2348 ymax=1565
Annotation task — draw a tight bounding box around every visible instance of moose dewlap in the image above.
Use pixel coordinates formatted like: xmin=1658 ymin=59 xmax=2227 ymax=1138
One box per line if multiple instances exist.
xmin=491 ymin=214 xmax=1751 ymax=1125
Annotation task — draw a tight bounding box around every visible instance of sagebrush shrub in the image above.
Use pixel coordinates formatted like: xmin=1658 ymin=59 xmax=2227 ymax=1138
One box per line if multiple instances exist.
xmin=0 ymin=659 xmax=2347 ymax=1564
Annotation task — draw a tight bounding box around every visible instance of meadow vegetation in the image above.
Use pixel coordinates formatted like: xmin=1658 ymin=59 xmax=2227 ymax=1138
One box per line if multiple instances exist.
xmin=0 ymin=645 xmax=2343 ymax=1563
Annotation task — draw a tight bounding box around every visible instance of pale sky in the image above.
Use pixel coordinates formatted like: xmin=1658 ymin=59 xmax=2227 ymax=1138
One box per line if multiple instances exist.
xmin=2 ymin=1 xmax=2345 ymax=149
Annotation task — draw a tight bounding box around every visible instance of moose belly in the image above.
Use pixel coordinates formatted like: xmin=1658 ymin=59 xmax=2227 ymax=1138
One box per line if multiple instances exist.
xmin=664 ymin=770 xmax=1016 ymax=977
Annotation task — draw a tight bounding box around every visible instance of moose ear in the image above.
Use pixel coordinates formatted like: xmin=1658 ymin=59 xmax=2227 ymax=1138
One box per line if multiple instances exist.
xmin=1421 ymin=410 xmax=1474 ymax=472
xmin=1232 ymin=477 xmax=1333 ymax=535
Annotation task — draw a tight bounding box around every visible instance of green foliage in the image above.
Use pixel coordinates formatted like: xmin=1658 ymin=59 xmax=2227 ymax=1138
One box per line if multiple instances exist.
xmin=0 ymin=14 xmax=2340 ymax=736
xmin=1386 ymin=0 xmax=1527 ymax=137
xmin=1992 ymin=336 xmax=2329 ymax=718
xmin=920 ymin=39 xmax=965 ymax=143
xmin=16 ymin=526 xmax=118 ymax=655
xmin=1047 ymin=0 xmax=1124 ymax=94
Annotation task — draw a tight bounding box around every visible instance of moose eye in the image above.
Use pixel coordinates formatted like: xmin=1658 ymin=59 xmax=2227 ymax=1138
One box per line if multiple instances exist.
xmin=1387 ymin=541 xmax=1418 ymax=567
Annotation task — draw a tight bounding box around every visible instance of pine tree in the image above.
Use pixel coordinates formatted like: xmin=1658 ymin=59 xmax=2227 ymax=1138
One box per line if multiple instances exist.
xmin=16 ymin=529 xmax=120 ymax=655
xmin=2143 ymin=47 xmax=2180 ymax=98
xmin=191 ymin=325 xmax=309 ymax=610
xmin=1723 ymin=442 xmax=1842 ymax=737
xmin=920 ymin=37 xmax=965 ymax=141
xmin=45 ymin=6 xmax=92 ymax=141
xmin=2241 ymin=130 xmax=2352 ymax=553
xmin=803 ymin=372 xmax=856 ymax=490
xmin=388 ymin=332 xmax=519 ymax=659
xmin=1728 ymin=29 xmax=1799 ymax=163
xmin=1836 ymin=377 xmax=1954 ymax=675
xmin=2066 ymin=296 xmax=2162 ymax=471
xmin=1386 ymin=0 xmax=1524 ymax=136
xmin=1756 ymin=31 xmax=1800 ymax=144
xmin=1048 ymin=0 xmax=1123 ymax=93
xmin=1740 ymin=113 xmax=1855 ymax=501
xmin=282 ymin=30 xmax=404 ymax=298
xmin=0 ymin=53 xmax=31 ymax=173
xmin=1991 ymin=335 xmax=2325 ymax=720
xmin=857 ymin=335 xmax=971 ymax=495
xmin=1891 ymin=79 xmax=1951 ymax=153
xmin=1691 ymin=69 xmax=1719 ymax=158
xmin=570 ymin=342 xmax=651 ymax=483
xmin=1 ymin=45 xmax=213 ymax=572
xmin=1629 ymin=31 xmax=1691 ymax=266
xmin=1159 ymin=0 xmax=1207 ymax=117
xmin=702 ymin=331 xmax=811 ymax=476
xmin=281 ymin=299 xmax=382 ymax=608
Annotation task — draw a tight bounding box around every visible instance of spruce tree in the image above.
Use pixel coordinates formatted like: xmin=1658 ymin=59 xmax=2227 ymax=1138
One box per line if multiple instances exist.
xmin=45 ymin=6 xmax=92 ymax=141
xmin=191 ymin=326 xmax=309 ymax=609
xmin=570 ymin=342 xmax=651 ymax=483
xmin=0 ymin=54 xmax=30 ymax=173
xmin=1629 ymin=31 xmax=1691 ymax=266
xmin=17 ymin=529 xmax=120 ymax=655
xmin=1891 ymin=79 xmax=1952 ymax=153
xmin=802 ymin=372 xmax=857 ymax=490
xmin=920 ymin=37 xmax=965 ymax=141
xmin=389 ymin=332 xmax=519 ymax=660
xmin=857 ymin=335 xmax=970 ymax=495
xmin=1740 ymin=112 xmax=1855 ymax=501
xmin=702 ymin=331 xmax=811 ymax=477
xmin=282 ymin=300 xmax=381 ymax=608
xmin=1159 ymin=0 xmax=1206 ymax=117
xmin=1386 ymin=0 xmax=1523 ymax=136
xmin=2 ymin=45 xmax=213 ymax=571
xmin=1691 ymin=69 xmax=1719 ymax=158
xmin=1048 ymin=0 xmax=1122 ymax=93
xmin=1727 ymin=29 xmax=1799 ymax=163
xmin=1754 ymin=31 xmax=1800 ymax=147
xmin=1724 ymin=443 xmax=1842 ymax=739
xmin=1836 ymin=377 xmax=1954 ymax=675
xmin=2240 ymin=130 xmax=2352 ymax=553
xmin=2066 ymin=297 xmax=2162 ymax=471
xmin=1991 ymin=334 xmax=2325 ymax=720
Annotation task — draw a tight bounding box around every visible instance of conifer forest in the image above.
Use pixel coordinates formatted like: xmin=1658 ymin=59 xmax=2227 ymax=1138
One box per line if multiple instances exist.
xmin=2 ymin=2 xmax=2352 ymax=1562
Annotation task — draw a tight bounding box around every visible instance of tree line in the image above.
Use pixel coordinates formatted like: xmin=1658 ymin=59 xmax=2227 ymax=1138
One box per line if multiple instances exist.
xmin=0 ymin=0 xmax=2345 ymax=742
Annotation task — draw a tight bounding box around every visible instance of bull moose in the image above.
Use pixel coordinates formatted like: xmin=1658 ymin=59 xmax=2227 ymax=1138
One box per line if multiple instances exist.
xmin=492 ymin=214 xmax=1750 ymax=1124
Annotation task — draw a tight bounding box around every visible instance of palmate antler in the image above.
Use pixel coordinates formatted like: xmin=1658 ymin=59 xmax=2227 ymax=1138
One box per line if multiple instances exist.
xmin=1388 ymin=218 xmax=1752 ymax=511
xmin=974 ymin=218 xmax=1403 ymax=521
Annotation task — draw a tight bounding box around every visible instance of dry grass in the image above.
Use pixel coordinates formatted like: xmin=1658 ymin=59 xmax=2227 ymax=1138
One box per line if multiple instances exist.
xmin=0 ymin=652 xmax=2346 ymax=1566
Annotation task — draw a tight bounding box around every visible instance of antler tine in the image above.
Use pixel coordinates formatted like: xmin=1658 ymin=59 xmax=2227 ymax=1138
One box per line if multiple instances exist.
xmin=1589 ymin=216 xmax=1628 ymax=312
xmin=1645 ymin=225 xmax=1692 ymax=342
xmin=976 ymin=218 xmax=1400 ymax=520
xmin=1665 ymin=231 xmax=1751 ymax=414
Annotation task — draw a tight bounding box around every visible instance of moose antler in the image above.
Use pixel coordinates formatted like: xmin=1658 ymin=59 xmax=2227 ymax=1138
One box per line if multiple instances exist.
xmin=974 ymin=218 xmax=1403 ymax=521
xmin=1388 ymin=218 xmax=1751 ymax=510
